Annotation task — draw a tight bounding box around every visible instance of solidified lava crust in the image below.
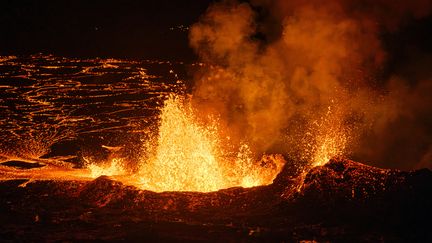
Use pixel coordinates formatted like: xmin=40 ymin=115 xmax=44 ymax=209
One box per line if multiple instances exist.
xmin=1 ymin=158 xmax=431 ymax=241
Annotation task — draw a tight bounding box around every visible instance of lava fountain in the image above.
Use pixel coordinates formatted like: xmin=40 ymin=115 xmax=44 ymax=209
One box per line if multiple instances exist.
xmin=88 ymin=94 xmax=286 ymax=192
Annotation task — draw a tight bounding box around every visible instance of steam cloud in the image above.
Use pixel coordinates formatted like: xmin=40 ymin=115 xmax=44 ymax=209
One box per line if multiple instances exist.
xmin=189 ymin=0 xmax=432 ymax=169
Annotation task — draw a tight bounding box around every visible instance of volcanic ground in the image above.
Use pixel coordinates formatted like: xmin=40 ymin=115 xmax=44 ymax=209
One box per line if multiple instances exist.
xmin=0 ymin=55 xmax=431 ymax=242
xmin=0 ymin=158 xmax=431 ymax=241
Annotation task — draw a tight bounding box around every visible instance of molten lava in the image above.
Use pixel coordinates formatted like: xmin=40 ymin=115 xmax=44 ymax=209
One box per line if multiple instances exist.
xmin=88 ymin=94 xmax=286 ymax=192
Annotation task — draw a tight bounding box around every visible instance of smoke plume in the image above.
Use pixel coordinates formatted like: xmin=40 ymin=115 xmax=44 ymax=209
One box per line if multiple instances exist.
xmin=189 ymin=0 xmax=432 ymax=169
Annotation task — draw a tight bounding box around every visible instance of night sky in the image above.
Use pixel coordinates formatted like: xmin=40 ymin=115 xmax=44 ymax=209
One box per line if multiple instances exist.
xmin=1 ymin=0 xmax=432 ymax=64
xmin=0 ymin=0 xmax=214 ymax=60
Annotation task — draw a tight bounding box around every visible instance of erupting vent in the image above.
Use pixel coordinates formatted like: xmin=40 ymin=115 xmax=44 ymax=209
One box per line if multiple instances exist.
xmin=88 ymin=95 xmax=286 ymax=192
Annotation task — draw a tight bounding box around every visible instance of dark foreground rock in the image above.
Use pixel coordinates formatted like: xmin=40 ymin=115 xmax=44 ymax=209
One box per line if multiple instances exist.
xmin=1 ymin=158 xmax=431 ymax=242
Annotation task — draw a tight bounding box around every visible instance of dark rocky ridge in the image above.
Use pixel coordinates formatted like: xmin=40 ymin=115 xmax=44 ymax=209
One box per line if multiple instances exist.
xmin=0 ymin=158 xmax=431 ymax=241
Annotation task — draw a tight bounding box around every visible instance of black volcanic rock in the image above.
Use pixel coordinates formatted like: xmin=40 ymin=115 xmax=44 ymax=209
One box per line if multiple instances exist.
xmin=0 ymin=158 xmax=431 ymax=241
xmin=0 ymin=160 xmax=45 ymax=169
xmin=277 ymin=158 xmax=432 ymax=242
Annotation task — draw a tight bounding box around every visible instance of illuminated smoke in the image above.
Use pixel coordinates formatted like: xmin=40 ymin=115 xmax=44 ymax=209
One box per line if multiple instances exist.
xmin=189 ymin=0 xmax=432 ymax=168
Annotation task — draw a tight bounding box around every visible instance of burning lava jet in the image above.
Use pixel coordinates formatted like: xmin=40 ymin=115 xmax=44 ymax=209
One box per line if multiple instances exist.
xmin=87 ymin=94 xmax=286 ymax=192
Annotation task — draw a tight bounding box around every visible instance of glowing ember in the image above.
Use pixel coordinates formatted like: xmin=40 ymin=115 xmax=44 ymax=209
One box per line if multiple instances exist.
xmin=299 ymin=105 xmax=349 ymax=168
xmin=312 ymin=130 xmax=347 ymax=167
xmin=311 ymin=123 xmax=348 ymax=167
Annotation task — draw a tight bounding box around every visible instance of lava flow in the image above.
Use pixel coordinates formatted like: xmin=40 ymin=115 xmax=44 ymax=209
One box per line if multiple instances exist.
xmin=0 ymin=55 xmax=348 ymax=193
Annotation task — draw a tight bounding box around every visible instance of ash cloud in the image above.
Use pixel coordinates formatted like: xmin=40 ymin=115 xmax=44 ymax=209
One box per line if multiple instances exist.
xmin=189 ymin=0 xmax=432 ymax=169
